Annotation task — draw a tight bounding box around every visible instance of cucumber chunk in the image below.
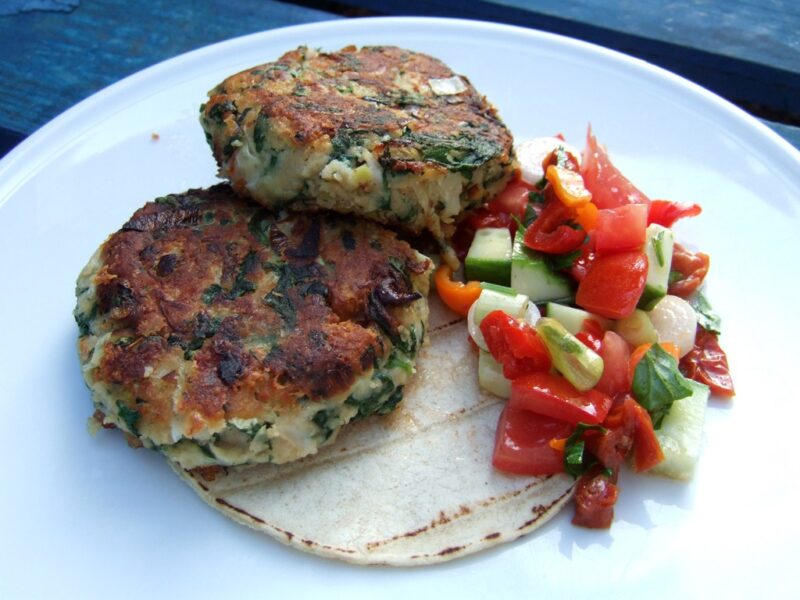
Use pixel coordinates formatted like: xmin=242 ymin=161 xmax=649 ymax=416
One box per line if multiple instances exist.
xmin=650 ymin=380 xmax=709 ymax=481
xmin=638 ymin=224 xmax=674 ymax=310
xmin=535 ymin=317 xmax=604 ymax=391
xmin=510 ymin=230 xmax=573 ymax=303
xmin=478 ymin=350 xmax=511 ymax=398
xmin=546 ymin=303 xmax=610 ymax=335
xmin=465 ymin=227 xmax=512 ymax=285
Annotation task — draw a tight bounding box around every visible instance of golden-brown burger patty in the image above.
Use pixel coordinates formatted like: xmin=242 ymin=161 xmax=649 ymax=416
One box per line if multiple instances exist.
xmin=75 ymin=184 xmax=432 ymax=468
xmin=200 ymin=45 xmax=516 ymax=244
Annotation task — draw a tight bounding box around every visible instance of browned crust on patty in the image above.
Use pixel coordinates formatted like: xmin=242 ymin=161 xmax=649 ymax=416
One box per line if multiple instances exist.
xmin=81 ymin=184 xmax=430 ymax=438
xmin=204 ymin=45 xmax=513 ymax=163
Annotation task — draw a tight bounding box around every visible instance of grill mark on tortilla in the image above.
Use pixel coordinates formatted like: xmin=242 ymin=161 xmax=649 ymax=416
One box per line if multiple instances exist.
xmin=516 ymin=490 xmax=575 ymax=531
xmin=429 ymin=317 xmax=464 ymax=333
xmin=215 ymin=497 xmax=267 ymax=525
xmin=365 ymin=505 xmax=472 ymax=550
xmin=483 ymin=532 xmax=501 ymax=541
xmin=436 ymin=545 xmax=466 ymax=557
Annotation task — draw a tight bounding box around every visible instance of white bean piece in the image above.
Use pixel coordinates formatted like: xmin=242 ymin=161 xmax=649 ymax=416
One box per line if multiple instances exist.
xmin=649 ymin=295 xmax=698 ymax=357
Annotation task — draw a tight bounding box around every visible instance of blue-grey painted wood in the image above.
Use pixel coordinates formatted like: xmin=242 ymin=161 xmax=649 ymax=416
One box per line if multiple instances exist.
xmin=336 ymin=0 xmax=800 ymax=118
xmin=491 ymin=0 xmax=799 ymax=75
xmin=0 ymin=0 xmax=338 ymax=137
xmin=1 ymin=0 xmax=798 ymax=157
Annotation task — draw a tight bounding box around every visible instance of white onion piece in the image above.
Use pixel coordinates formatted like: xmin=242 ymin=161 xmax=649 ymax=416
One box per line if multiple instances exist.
xmin=524 ymin=301 xmax=542 ymax=328
xmin=467 ymin=300 xmax=489 ymax=351
xmin=428 ymin=76 xmax=467 ymax=95
xmin=649 ymin=295 xmax=698 ymax=357
xmin=516 ymin=137 xmax=582 ymax=185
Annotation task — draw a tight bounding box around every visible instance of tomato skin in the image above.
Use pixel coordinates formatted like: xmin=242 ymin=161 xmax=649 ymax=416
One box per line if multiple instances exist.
xmin=509 ymin=372 xmax=613 ymax=425
xmin=569 ymin=232 xmax=596 ymax=282
xmin=648 ymin=199 xmax=702 ymax=227
xmin=572 ymin=466 xmax=619 ymax=529
xmin=595 ymin=203 xmax=648 ymax=254
xmin=594 ymin=331 xmax=631 ymax=396
xmin=668 ymin=243 xmax=710 ymax=298
xmin=574 ymin=317 xmax=605 ymax=352
xmin=588 ymin=395 xmax=663 ymax=473
xmin=680 ymin=326 xmax=735 ymax=397
xmin=575 ymin=331 xmax=602 ymax=353
xmin=480 ymin=310 xmax=552 ymax=379
xmin=629 ymin=400 xmax=664 ymax=472
xmin=523 ymin=197 xmax=586 ymax=255
xmin=492 ymin=406 xmax=573 ymax=476
xmin=587 ymin=398 xmax=635 ymax=471
xmin=575 ymin=251 xmax=648 ymax=319
xmin=581 ymin=127 xmax=650 ymax=210
xmin=487 ymin=178 xmax=532 ymax=218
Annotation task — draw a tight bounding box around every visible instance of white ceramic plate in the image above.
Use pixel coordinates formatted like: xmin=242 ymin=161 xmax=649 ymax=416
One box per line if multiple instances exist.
xmin=1 ymin=17 xmax=798 ymax=599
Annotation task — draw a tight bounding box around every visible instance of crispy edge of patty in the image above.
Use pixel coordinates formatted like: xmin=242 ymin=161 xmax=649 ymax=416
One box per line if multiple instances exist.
xmin=75 ymin=184 xmax=432 ymax=466
xmin=200 ymin=45 xmax=516 ymax=240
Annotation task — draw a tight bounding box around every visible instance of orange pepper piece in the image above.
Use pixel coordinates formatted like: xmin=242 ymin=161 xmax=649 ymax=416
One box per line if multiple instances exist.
xmin=546 ymin=164 xmax=592 ymax=208
xmin=434 ymin=264 xmax=482 ymax=317
xmin=573 ymin=201 xmax=598 ymax=231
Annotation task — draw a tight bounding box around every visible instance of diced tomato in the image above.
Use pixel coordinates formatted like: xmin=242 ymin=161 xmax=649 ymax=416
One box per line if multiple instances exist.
xmin=509 ymin=371 xmax=613 ymax=425
xmin=569 ymin=232 xmax=596 ymax=282
xmin=594 ymin=331 xmax=631 ymax=396
xmin=492 ymin=405 xmax=573 ymax=475
xmin=575 ymin=317 xmax=604 ymax=353
xmin=487 ymin=178 xmax=532 ymax=218
xmin=572 ymin=465 xmax=619 ymax=528
xmin=575 ymin=250 xmax=648 ymax=319
xmin=595 ymin=203 xmax=648 ymax=254
xmin=480 ymin=310 xmax=551 ymax=379
xmin=581 ymin=126 xmax=651 ymax=209
xmin=628 ymin=400 xmax=664 ymax=472
xmin=587 ymin=397 xmax=636 ymax=471
xmin=668 ymin=243 xmax=710 ymax=297
xmin=588 ymin=395 xmax=663 ymax=473
xmin=648 ymin=199 xmax=702 ymax=227
xmin=523 ymin=197 xmax=586 ymax=255
xmin=680 ymin=326 xmax=735 ymax=397
xmin=575 ymin=331 xmax=602 ymax=353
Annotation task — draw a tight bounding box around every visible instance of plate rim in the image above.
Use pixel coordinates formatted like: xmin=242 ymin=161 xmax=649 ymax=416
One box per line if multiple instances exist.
xmin=1 ymin=16 xmax=799 ymax=212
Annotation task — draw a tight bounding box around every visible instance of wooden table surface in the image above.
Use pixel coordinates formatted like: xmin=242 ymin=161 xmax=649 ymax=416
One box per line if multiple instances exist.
xmin=1 ymin=0 xmax=798 ymax=156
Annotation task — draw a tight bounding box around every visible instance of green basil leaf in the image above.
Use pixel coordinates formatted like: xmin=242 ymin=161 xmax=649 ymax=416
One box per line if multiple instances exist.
xmin=632 ymin=344 xmax=693 ymax=428
xmin=564 ymin=422 xmax=607 ymax=479
xmin=689 ymin=291 xmax=722 ymax=334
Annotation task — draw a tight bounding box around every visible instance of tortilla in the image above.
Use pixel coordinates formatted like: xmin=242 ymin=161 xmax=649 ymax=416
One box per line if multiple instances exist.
xmin=173 ymin=296 xmax=574 ymax=565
